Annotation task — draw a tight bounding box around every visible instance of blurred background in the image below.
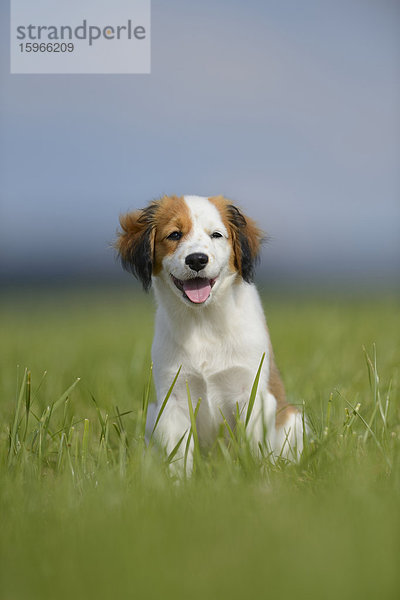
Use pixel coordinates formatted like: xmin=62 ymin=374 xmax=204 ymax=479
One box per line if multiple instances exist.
xmin=1 ymin=0 xmax=399 ymax=292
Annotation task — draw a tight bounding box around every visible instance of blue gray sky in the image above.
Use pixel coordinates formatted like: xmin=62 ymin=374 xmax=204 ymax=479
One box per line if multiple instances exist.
xmin=1 ymin=0 xmax=399 ymax=286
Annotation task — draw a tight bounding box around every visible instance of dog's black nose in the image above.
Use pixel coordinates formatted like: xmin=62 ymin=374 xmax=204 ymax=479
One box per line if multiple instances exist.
xmin=185 ymin=253 xmax=209 ymax=272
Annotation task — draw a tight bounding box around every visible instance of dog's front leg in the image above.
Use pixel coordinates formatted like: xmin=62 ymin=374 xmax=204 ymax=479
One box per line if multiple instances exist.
xmin=245 ymin=391 xmax=278 ymax=455
xmin=246 ymin=392 xmax=305 ymax=461
xmin=150 ymin=371 xmax=206 ymax=476
xmin=151 ymin=400 xmax=193 ymax=476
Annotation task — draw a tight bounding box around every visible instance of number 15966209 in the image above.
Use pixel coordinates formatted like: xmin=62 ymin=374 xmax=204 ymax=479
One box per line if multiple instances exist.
xmin=19 ymin=42 xmax=74 ymax=53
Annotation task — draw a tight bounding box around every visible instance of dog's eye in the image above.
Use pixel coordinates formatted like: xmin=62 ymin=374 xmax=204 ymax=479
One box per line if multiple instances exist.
xmin=211 ymin=232 xmax=223 ymax=239
xmin=167 ymin=231 xmax=182 ymax=241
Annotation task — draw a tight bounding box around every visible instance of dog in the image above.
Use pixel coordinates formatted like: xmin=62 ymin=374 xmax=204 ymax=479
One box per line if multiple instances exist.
xmin=116 ymin=195 xmax=305 ymax=470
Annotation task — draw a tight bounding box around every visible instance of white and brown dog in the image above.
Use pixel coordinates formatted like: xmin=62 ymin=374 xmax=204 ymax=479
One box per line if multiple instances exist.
xmin=116 ymin=195 xmax=304 ymax=469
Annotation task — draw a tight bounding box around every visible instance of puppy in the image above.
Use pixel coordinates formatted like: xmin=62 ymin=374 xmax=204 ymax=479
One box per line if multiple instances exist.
xmin=116 ymin=195 xmax=304 ymax=470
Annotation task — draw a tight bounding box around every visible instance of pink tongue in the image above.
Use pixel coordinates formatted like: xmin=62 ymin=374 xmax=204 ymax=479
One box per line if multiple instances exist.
xmin=183 ymin=279 xmax=212 ymax=304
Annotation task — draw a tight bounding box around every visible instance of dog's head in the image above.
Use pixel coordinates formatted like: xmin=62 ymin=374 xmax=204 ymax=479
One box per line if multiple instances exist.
xmin=116 ymin=195 xmax=263 ymax=306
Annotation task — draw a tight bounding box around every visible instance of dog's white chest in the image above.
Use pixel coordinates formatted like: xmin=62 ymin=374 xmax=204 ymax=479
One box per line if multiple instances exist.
xmin=151 ymin=284 xmax=270 ymax=446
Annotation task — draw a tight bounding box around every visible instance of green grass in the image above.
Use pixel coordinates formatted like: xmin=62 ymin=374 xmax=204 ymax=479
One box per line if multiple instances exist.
xmin=0 ymin=286 xmax=399 ymax=600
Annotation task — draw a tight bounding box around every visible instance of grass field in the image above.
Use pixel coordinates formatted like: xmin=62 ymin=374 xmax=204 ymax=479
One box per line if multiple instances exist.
xmin=0 ymin=285 xmax=399 ymax=600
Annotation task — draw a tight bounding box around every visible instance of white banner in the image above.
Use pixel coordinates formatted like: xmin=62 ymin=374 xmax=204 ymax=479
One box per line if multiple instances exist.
xmin=10 ymin=0 xmax=151 ymax=74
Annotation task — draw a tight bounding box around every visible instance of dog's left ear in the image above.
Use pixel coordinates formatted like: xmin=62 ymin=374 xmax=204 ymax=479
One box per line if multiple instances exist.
xmin=115 ymin=203 xmax=157 ymax=291
xmin=227 ymin=205 xmax=264 ymax=283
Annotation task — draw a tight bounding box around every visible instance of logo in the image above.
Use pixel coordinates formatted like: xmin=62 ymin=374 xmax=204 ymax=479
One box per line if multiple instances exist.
xmin=16 ymin=20 xmax=147 ymax=47
xmin=11 ymin=0 xmax=151 ymax=74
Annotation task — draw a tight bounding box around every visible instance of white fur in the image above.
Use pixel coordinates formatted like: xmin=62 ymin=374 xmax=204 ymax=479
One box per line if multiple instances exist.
xmin=147 ymin=196 xmax=304 ymax=471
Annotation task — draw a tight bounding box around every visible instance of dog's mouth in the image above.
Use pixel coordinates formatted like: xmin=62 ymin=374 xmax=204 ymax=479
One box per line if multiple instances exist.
xmin=171 ymin=275 xmax=216 ymax=304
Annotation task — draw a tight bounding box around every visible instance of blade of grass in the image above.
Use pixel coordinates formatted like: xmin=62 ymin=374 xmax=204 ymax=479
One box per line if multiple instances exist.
xmin=184 ymin=388 xmax=202 ymax=476
xmin=151 ymin=366 xmax=182 ymax=437
xmin=8 ymin=368 xmax=27 ymax=465
xmin=341 ymin=394 xmax=391 ymax=469
xmin=218 ymin=408 xmax=236 ymax=444
xmin=22 ymin=370 xmax=31 ymax=443
xmin=324 ymin=393 xmax=333 ymax=437
xmin=245 ymin=353 xmax=265 ymax=428
xmin=82 ymin=419 xmax=90 ymax=475
xmin=53 ymin=378 xmax=81 ymax=411
xmin=166 ymin=431 xmax=188 ymax=465
xmin=186 ymin=383 xmax=201 ymax=458
xmin=57 ymin=432 xmax=66 ymax=471
xmin=90 ymin=393 xmax=107 ymax=442
xmin=141 ymin=362 xmax=153 ymax=440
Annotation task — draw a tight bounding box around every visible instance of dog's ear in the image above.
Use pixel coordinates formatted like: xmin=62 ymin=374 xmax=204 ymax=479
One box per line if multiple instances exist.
xmin=115 ymin=203 xmax=158 ymax=291
xmin=227 ymin=205 xmax=264 ymax=283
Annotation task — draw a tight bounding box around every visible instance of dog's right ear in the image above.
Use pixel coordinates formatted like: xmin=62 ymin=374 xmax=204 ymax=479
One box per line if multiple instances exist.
xmin=115 ymin=203 xmax=158 ymax=291
xmin=226 ymin=205 xmax=264 ymax=283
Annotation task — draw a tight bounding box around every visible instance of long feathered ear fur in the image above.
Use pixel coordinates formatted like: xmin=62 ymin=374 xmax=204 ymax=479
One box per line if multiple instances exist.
xmin=115 ymin=203 xmax=158 ymax=291
xmin=227 ymin=205 xmax=264 ymax=283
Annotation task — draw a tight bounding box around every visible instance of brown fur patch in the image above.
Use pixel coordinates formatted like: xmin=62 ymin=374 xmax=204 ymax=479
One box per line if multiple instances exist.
xmin=209 ymin=195 xmax=263 ymax=280
xmin=116 ymin=195 xmax=193 ymax=279
xmin=116 ymin=209 xmax=153 ymax=260
xmin=152 ymin=195 xmax=192 ymax=275
xmin=267 ymin=338 xmax=297 ymax=428
xmin=116 ymin=205 xmax=157 ymax=290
